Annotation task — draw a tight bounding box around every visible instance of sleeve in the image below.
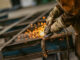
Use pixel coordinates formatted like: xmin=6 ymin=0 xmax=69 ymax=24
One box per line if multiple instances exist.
xmin=50 ymin=13 xmax=75 ymax=32
xmin=46 ymin=5 xmax=64 ymax=26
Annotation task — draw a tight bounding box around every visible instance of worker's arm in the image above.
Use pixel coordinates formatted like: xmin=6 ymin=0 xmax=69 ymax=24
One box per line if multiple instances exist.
xmin=46 ymin=5 xmax=64 ymax=26
xmin=44 ymin=5 xmax=64 ymax=35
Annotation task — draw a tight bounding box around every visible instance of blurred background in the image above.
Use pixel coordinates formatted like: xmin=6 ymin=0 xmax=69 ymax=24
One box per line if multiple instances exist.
xmin=0 ymin=0 xmax=56 ymax=19
xmin=0 ymin=0 xmax=55 ymax=11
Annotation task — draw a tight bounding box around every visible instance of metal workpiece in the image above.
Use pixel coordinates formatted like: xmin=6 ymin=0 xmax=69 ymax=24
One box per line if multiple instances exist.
xmin=0 ymin=10 xmax=49 ymax=60
xmin=0 ymin=10 xmax=50 ymax=57
xmin=0 ymin=14 xmax=35 ymax=35
xmin=41 ymin=38 xmax=48 ymax=58
xmin=41 ymin=32 xmax=72 ymax=60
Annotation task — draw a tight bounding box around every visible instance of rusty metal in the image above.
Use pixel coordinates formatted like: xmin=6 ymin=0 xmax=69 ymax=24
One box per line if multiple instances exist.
xmin=8 ymin=32 xmax=72 ymax=46
xmin=2 ymin=32 xmax=72 ymax=60
xmin=41 ymin=39 xmax=48 ymax=58
xmin=41 ymin=32 xmax=72 ymax=58
xmin=50 ymin=32 xmax=72 ymax=39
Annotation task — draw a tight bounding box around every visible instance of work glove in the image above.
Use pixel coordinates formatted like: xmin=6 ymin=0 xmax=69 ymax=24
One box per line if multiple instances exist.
xmin=44 ymin=26 xmax=51 ymax=35
xmin=44 ymin=26 xmax=53 ymax=40
xmin=44 ymin=17 xmax=54 ymax=39
xmin=44 ymin=5 xmax=64 ymax=38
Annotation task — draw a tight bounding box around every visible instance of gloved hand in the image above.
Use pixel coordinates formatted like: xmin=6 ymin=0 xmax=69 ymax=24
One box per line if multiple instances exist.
xmin=44 ymin=26 xmax=51 ymax=35
xmin=44 ymin=26 xmax=53 ymax=40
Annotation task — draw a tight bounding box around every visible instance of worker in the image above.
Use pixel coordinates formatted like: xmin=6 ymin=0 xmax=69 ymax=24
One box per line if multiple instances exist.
xmin=44 ymin=0 xmax=80 ymax=59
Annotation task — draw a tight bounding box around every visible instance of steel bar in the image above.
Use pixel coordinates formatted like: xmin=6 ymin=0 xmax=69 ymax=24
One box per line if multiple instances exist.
xmin=3 ymin=41 xmax=41 ymax=52
xmin=0 ymin=26 xmax=4 ymax=30
xmin=0 ymin=13 xmax=35 ymax=35
xmin=5 ymin=49 xmax=67 ymax=60
xmin=0 ymin=29 xmax=21 ymax=38
xmin=0 ymin=19 xmax=44 ymax=31
xmin=0 ymin=19 xmax=45 ymax=30
xmin=0 ymin=20 xmax=45 ymax=37
xmin=16 ymin=20 xmax=45 ymax=27
xmin=9 ymin=38 xmax=41 ymax=46
xmin=50 ymin=32 xmax=72 ymax=39
xmin=0 ymin=12 xmax=8 ymax=17
xmin=9 ymin=32 xmax=72 ymax=46
xmin=0 ymin=10 xmax=50 ymax=51
xmin=41 ymin=38 xmax=48 ymax=58
xmin=0 ymin=3 xmax=56 ymax=35
xmin=3 ymin=32 xmax=71 ymax=60
xmin=0 ymin=17 xmax=23 ymax=23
